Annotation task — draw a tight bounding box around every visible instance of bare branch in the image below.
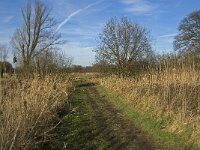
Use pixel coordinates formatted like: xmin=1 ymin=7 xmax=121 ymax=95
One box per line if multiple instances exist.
xmin=95 ymin=17 xmax=153 ymax=76
xmin=11 ymin=0 xmax=63 ymax=68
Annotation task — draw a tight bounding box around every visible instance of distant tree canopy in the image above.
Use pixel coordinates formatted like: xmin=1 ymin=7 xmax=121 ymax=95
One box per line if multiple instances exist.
xmin=95 ymin=17 xmax=153 ymax=77
xmin=174 ymin=10 xmax=200 ymax=56
xmin=0 ymin=43 xmax=8 ymax=61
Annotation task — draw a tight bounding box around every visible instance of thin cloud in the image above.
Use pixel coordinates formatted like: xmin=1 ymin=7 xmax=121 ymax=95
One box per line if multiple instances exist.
xmin=62 ymin=42 xmax=95 ymax=66
xmin=122 ymin=0 xmax=141 ymax=4
xmin=61 ymin=23 xmax=102 ymax=37
xmin=56 ymin=1 xmax=103 ymax=31
xmin=121 ymin=0 xmax=158 ymax=14
xmin=157 ymin=33 xmax=177 ymax=45
xmin=3 ymin=15 xmax=13 ymax=23
xmin=159 ymin=33 xmax=177 ymax=38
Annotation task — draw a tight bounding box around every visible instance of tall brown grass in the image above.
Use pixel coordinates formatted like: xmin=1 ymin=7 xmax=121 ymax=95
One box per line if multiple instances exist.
xmin=91 ymin=61 xmax=200 ymax=146
xmin=0 ymin=74 xmax=72 ymax=149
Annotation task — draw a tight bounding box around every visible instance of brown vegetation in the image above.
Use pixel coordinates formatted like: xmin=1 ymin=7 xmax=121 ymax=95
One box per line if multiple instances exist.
xmin=90 ymin=58 xmax=200 ymax=146
xmin=0 ymin=61 xmax=13 ymax=78
xmin=0 ymin=74 xmax=72 ymax=149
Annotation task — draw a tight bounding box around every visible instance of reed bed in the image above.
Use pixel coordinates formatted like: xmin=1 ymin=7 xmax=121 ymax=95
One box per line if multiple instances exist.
xmin=91 ymin=67 xmax=200 ymax=146
xmin=0 ymin=74 xmax=72 ymax=150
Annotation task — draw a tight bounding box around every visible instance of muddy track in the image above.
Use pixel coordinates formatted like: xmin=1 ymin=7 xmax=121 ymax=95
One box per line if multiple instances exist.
xmin=46 ymin=81 xmax=161 ymax=150
xmin=85 ymin=84 xmax=159 ymax=150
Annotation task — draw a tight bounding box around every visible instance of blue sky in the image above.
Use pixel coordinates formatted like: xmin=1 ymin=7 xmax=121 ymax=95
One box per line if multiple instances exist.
xmin=0 ymin=0 xmax=200 ymax=66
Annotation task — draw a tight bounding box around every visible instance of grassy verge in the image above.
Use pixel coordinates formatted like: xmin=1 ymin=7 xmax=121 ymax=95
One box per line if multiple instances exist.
xmin=50 ymin=79 xmax=108 ymax=149
xmin=97 ymin=86 xmax=199 ymax=150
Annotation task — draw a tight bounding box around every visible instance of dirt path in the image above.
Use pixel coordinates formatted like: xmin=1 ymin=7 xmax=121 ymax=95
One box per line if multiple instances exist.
xmin=47 ymin=80 xmax=160 ymax=150
xmin=86 ymin=83 xmax=160 ymax=150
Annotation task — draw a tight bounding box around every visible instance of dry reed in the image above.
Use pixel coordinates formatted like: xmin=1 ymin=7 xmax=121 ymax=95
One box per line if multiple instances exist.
xmin=0 ymin=74 xmax=72 ymax=150
xmin=91 ymin=64 xmax=200 ymax=146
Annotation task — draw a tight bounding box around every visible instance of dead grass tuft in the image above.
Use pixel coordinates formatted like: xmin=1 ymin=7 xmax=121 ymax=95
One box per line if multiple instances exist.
xmin=0 ymin=74 xmax=72 ymax=150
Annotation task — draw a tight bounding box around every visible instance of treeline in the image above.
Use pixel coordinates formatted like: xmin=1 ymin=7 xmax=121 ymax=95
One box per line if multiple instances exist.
xmin=93 ymin=10 xmax=200 ymax=76
xmin=93 ymin=52 xmax=200 ymax=76
xmin=0 ymin=1 xmax=199 ymax=77
xmin=14 ymin=51 xmax=73 ymax=78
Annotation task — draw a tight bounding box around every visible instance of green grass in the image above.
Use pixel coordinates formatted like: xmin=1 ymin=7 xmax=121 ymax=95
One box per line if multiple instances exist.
xmin=49 ymin=79 xmax=108 ymax=150
xmin=47 ymin=78 xmax=198 ymax=150
xmin=97 ymin=86 xmax=198 ymax=150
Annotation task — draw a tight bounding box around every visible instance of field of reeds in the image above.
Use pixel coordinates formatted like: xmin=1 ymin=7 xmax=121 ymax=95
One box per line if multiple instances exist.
xmin=90 ymin=63 xmax=200 ymax=146
xmin=0 ymin=74 xmax=72 ymax=150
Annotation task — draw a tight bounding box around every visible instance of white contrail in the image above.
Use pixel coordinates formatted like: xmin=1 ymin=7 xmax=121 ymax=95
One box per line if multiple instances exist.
xmin=159 ymin=33 xmax=177 ymax=38
xmin=56 ymin=1 xmax=103 ymax=32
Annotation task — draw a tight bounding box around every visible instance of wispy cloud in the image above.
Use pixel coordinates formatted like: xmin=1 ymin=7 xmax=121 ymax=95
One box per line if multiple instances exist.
xmin=159 ymin=33 xmax=177 ymax=38
xmin=56 ymin=0 xmax=103 ymax=31
xmin=62 ymin=41 xmax=95 ymax=66
xmin=61 ymin=23 xmax=102 ymax=37
xmin=0 ymin=28 xmax=15 ymax=44
xmin=3 ymin=15 xmax=13 ymax=23
xmin=120 ymin=0 xmax=158 ymax=14
xmin=157 ymin=33 xmax=177 ymax=47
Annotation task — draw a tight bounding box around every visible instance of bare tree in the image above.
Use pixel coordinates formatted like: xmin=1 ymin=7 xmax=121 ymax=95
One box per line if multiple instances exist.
xmin=33 ymin=50 xmax=73 ymax=76
xmin=174 ymin=10 xmax=200 ymax=55
xmin=11 ymin=0 xmax=63 ymax=68
xmin=52 ymin=51 xmax=73 ymax=69
xmin=95 ymin=17 xmax=153 ymax=77
xmin=0 ymin=43 xmax=8 ymax=61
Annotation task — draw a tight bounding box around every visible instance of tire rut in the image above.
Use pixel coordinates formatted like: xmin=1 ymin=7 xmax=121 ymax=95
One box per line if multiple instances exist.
xmin=85 ymin=85 xmax=159 ymax=150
